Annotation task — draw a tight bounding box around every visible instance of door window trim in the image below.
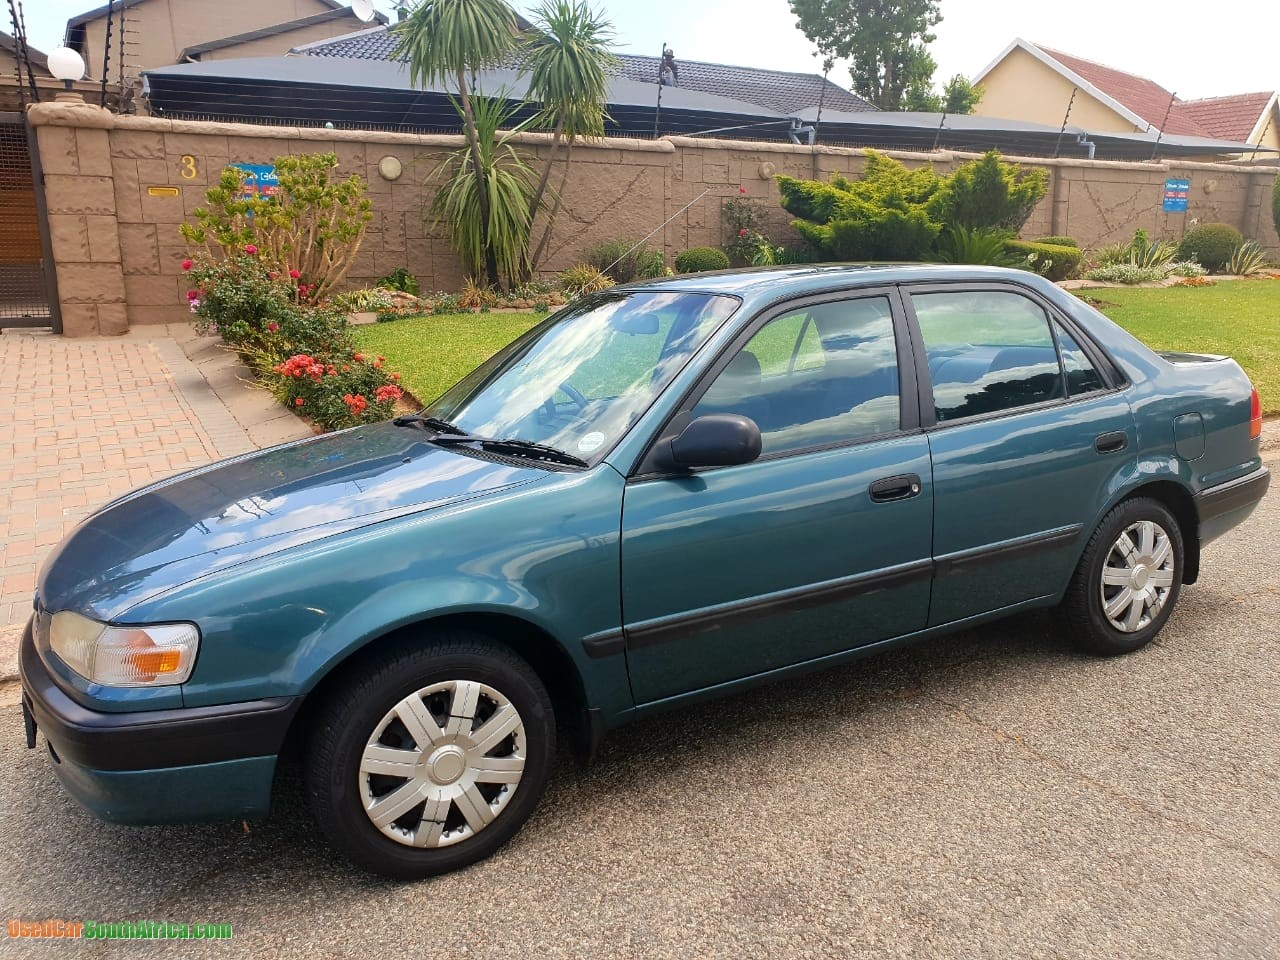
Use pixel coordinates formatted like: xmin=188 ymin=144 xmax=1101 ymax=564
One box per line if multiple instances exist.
xmin=628 ymin=286 xmax=921 ymax=481
xmin=899 ymin=280 xmax=1126 ymax=431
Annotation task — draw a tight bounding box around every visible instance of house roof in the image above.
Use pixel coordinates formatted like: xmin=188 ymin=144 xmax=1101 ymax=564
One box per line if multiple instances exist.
xmin=179 ymin=7 xmax=388 ymax=61
xmin=293 ymin=25 xmax=875 ymax=115
xmin=1 ymin=29 xmax=49 ymax=72
xmin=975 ymin=38 xmax=1278 ymax=144
xmin=1176 ymin=91 xmax=1277 ymax=143
xmin=67 ymin=0 xmax=351 ymax=30
xmin=1034 ymin=44 xmax=1206 ymax=136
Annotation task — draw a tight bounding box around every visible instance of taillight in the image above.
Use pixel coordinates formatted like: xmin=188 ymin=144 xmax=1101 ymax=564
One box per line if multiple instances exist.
xmin=1250 ymin=387 xmax=1263 ymax=440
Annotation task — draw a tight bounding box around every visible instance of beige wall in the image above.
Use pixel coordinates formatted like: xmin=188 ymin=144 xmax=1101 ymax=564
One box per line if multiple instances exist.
xmin=79 ymin=0 xmax=339 ymax=78
xmin=25 ymin=100 xmax=1280 ymax=336
xmin=196 ymin=18 xmax=375 ymax=61
xmin=975 ymin=46 xmax=1143 ymax=134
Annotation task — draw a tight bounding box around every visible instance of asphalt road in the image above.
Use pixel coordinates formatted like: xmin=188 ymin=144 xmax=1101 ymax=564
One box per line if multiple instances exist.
xmin=2 ymin=471 xmax=1276 ymax=959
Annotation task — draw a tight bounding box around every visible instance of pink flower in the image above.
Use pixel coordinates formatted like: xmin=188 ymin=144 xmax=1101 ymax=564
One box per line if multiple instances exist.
xmin=294 ymin=397 xmax=304 ymax=407
xmin=375 ymin=384 xmax=403 ymax=404
xmin=181 ymin=258 xmax=193 ymax=271
xmin=186 ymin=289 xmax=199 ymax=301
xmin=739 ymin=228 xmax=748 ymax=237
xmin=738 ymin=186 xmax=747 ymax=194
xmin=266 ymin=321 xmax=280 ymax=333
xmin=289 ymin=269 xmax=301 ymax=280
xmin=244 ymin=244 xmax=258 ymax=255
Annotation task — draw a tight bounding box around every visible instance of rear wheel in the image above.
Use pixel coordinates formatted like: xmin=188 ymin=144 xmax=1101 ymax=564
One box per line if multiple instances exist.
xmin=1063 ymin=497 xmax=1184 ymax=656
xmin=305 ymin=633 xmax=555 ymax=879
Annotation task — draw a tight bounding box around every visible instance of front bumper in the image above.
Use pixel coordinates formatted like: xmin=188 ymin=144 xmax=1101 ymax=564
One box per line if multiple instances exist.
xmin=1195 ymin=465 xmax=1270 ymax=545
xmin=18 ymin=620 xmax=300 ymax=824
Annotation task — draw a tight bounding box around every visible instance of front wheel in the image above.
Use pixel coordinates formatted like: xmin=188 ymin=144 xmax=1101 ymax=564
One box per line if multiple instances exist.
xmin=1062 ymin=497 xmax=1184 ymax=656
xmin=305 ymin=633 xmax=555 ymax=879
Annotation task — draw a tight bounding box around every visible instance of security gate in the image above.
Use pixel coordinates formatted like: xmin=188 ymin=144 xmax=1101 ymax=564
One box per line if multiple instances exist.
xmin=0 ymin=112 xmax=58 ymax=330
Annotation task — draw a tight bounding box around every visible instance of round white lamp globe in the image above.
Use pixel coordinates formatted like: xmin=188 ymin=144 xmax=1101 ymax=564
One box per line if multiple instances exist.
xmin=47 ymin=46 xmax=87 ymax=83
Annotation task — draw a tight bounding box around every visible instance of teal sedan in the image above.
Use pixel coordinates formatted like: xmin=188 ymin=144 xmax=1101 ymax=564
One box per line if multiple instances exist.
xmin=20 ymin=265 xmax=1268 ymax=878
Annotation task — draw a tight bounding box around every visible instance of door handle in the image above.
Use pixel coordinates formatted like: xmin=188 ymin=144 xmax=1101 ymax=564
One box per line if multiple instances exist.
xmin=1094 ymin=431 xmax=1128 ymax=455
xmin=869 ymin=473 xmax=922 ymax=503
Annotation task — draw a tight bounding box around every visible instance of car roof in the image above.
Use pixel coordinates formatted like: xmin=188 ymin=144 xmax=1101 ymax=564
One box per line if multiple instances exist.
xmin=620 ymin=263 xmax=1053 ymax=300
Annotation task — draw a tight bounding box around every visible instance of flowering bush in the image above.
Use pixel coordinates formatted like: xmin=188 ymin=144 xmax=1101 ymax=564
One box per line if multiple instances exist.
xmin=724 ymin=190 xmax=769 ymax=266
xmin=270 ymin=351 xmax=405 ymax=429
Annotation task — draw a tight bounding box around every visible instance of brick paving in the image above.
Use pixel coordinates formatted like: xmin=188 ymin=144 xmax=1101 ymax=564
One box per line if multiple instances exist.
xmin=0 ymin=332 xmax=267 ymax=628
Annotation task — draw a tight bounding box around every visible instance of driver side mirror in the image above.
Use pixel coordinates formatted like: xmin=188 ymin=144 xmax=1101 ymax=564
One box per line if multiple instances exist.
xmin=658 ymin=414 xmax=762 ymax=471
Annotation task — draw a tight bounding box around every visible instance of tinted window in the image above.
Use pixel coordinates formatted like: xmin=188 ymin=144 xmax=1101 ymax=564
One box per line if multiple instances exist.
xmin=912 ymin=290 xmax=1064 ymax=422
xmin=1054 ymin=322 xmax=1106 ymax=396
xmin=692 ymin=297 xmax=900 ymax=456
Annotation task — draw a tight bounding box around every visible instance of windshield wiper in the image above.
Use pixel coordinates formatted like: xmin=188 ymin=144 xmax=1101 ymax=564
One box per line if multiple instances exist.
xmin=393 ymin=414 xmax=467 ymax=435
xmin=428 ymin=433 xmax=588 ymax=468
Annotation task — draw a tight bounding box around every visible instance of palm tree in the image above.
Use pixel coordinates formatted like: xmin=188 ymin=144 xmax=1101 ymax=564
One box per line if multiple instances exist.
xmin=521 ymin=0 xmax=618 ymax=273
xmin=393 ymin=0 xmax=519 ymax=286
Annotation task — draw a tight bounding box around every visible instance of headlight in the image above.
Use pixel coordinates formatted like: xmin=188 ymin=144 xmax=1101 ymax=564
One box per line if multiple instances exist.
xmin=48 ymin=611 xmax=199 ymax=686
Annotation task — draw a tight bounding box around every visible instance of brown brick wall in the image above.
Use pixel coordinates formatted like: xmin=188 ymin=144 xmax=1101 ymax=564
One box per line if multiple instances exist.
xmin=25 ymin=101 xmax=1280 ymax=335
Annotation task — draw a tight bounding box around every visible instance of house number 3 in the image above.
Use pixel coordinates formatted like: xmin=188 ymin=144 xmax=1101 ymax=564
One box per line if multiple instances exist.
xmin=179 ymin=155 xmax=198 ymax=179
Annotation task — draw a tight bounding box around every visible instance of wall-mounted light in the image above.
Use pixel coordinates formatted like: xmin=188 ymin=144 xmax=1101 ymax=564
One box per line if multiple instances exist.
xmin=47 ymin=46 xmax=87 ymax=103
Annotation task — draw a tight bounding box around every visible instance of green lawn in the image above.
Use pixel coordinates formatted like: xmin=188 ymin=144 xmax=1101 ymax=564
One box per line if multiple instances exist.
xmin=1080 ymin=281 xmax=1280 ymax=413
xmin=354 ymin=312 xmax=541 ymax=405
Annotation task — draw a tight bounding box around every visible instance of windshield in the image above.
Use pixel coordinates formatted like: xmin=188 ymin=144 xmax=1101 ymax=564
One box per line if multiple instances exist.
xmin=424 ymin=291 xmax=739 ymax=464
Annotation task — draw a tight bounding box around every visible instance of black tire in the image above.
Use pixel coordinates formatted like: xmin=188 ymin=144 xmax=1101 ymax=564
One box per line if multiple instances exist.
xmin=1062 ymin=497 xmax=1185 ymax=656
xmin=304 ymin=631 xmax=555 ymax=879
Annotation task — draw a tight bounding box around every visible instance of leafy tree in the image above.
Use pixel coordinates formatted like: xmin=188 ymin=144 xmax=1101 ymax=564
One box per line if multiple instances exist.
xmin=394 ymin=0 xmax=520 ymax=286
xmin=521 ymin=0 xmax=619 ymax=275
xmin=903 ymin=73 xmax=983 ymax=114
xmin=789 ymin=0 xmax=942 ymax=110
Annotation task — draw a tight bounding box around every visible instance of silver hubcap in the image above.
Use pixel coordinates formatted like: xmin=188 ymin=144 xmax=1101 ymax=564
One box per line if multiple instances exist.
xmin=359 ymin=680 xmax=526 ymax=849
xmin=1100 ymin=520 xmax=1175 ymax=633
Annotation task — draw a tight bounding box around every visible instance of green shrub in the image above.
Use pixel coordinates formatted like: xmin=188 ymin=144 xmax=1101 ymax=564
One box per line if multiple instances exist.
xmin=269 ymin=351 xmax=404 ymax=430
xmin=1003 ymin=240 xmax=1083 ymax=280
xmin=1177 ymin=223 xmax=1244 ymax=272
xmin=934 ymin=226 xmax=1020 ymax=266
xmin=558 ymin=263 xmax=615 ymax=295
xmin=1084 ymin=263 xmax=1169 ymax=284
xmin=926 ymin=150 xmax=1049 ymax=232
xmin=1036 ymin=235 xmax=1079 ymax=248
xmin=377 ymin=267 xmax=420 ymax=295
xmin=675 ymin=247 xmax=730 ymax=273
xmin=332 ymin=287 xmax=396 ymax=313
xmin=584 ymin=240 xmax=666 ymax=283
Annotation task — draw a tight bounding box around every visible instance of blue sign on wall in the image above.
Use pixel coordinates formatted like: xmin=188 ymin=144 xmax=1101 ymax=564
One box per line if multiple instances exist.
xmin=1162 ymin=178 xmax=1190 ymax=212
xmin=230 ymin=163 xmax=279 ymax=199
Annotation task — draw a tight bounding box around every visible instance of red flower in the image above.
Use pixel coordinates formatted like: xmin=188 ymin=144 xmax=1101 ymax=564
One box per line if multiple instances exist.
xmin=343 ymin=393 xmax=369 ymax=416
xmin=391 ymin=372 xmax=400 ymax=381
xmin=244 ymin=244 xmax=258 ymax=255
xmin=738 ymin=228 xmax=748 ymax=237
xmin=289 ymin=269 xmax=301 ymax=280
xmin=375 ymin=385 xmax=403 ymax=404
xmin=181 ymin=258 xmax=193 ymax=271
xmin=353 ymin=353 xmax=364 ymax=362
xmin=294 ymin=397 xmax=304 ymax=407
xmin=186 ymin=289 xmax=199 ymax=301
xmin=266 ymin=321 xmax=280 ymax=333
xmin=738 ymin=186 xmax=747 ymax=194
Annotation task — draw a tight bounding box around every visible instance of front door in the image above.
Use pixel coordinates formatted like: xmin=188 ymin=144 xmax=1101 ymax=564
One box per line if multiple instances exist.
xmin=903 ymin=284 xmax=1136 ymax=625
xmin=620 ymin=291 xmax=934 ymax=705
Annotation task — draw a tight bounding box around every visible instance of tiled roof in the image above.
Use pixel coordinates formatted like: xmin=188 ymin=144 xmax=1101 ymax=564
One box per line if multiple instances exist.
xmin=1034 ymin=44 xmax=1208 ymax=135
xmin=297 ymin=27 xmax=876 ymax=115
xmin=613 ymin=53 xmax=875 ymax=114
xmin=1 ymin=30 xmax=48 ymax=71
xmin=1176 ymin=91 xmax=1275 ymax=143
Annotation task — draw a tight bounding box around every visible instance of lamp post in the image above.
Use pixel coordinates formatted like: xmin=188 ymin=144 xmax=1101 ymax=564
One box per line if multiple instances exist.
xmin=47 ymin=46 xmax=87 ymax=103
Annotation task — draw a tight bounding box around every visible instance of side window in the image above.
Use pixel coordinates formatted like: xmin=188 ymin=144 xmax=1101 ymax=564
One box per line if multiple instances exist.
xmin=912 ymin=290 xmax=1064 ymax=422
xmin=1054 ymin=322 xmax=1106 ymax=396
xmin=691 ymin=296 xmax=900 ymax=456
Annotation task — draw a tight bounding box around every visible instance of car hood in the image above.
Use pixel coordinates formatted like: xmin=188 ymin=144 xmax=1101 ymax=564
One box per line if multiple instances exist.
xmin=38 ymin=422 xmax=546 ymax=621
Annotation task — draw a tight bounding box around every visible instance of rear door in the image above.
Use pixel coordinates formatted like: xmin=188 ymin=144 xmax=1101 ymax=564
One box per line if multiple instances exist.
xmin=902 ymin=283 xmax=1135 ymax=626
xmin=620 ymin=289 xmax=934 ymax=704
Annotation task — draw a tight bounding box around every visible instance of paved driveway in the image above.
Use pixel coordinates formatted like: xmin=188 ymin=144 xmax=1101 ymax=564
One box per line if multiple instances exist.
xmin=1 ymin=461 xmax=1275 ymax=957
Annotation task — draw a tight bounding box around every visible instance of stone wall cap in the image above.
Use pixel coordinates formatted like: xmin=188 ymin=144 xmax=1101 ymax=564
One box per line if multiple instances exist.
xmin=27 ymin=101 xmax=116 ymax=130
